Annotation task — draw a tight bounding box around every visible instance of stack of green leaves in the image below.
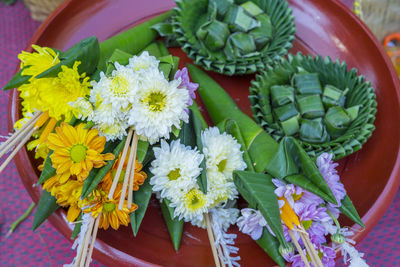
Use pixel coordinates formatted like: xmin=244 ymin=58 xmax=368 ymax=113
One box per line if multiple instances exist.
xmin=249 ymin=53 xmax=377 ymax=160
xmin=168 ymin=0 xmax=295 ymax=75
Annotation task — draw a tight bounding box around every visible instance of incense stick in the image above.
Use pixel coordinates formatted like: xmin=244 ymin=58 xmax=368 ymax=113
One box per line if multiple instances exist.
xmin=84 ymin=215 xmax=101 ymax=267
xmin=127 ymin=132 xmax=138 ymax=209
xmin=205 ymin=213 xmax=222 ymax=267
xmin=288 ymin=229 xmax=310 ymax=267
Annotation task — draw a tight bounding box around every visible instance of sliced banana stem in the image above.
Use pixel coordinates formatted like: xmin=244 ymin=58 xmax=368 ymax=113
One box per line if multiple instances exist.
xmin=108 ymin=128 xmax=133 ymax=200
xmin=0 ymin=111 xmax=41 ymax=158
xmin=118 ymin=130 xmax=137 ymax=210
xmin=288 ymin=229 xmax=310 ymax=267
xmin=205 ymin=213 xmax=223 ymax=267
xmin=127 ymin=132 xmax=138 ymax=209
xmin=84 ymin=215 xmax=101 ymax=267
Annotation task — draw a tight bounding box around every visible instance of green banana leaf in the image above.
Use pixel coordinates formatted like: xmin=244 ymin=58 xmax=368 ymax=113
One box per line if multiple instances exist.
xmin=339 ymin=195 xmax=364 ymax=227
xmin=178 ymin=111 xmax=197 ymax=149
xmin=37 ymin=151 xmax=55 ymax=185
xmin=2 ymin=67 xmax=31 ymax=90
xmin=187 ymin=64 xmax=278 ymax=173
xmin=160 ymin=198 xmax=184 ymax=251
xmin=98 ymin=11 xmax=173 ymax=71
xmin=70 ymin=212 xmax=82 ymax=239
xmin=266 ymin=136 xmax=298 ymax=178
xmin=255 ymin=228 xmax=286 ymax=267
xmin=217 ymin=119 xmax=255 ymax=172
xmin=191 ymin=109 xmax=208 ymax=194
xmin=36 ymin=36 xmax=100 ymax=78
xmin=130 ymin=173 xmax=154 ymax=236
xmin=32 ymin=189 xmax=59 ymax=230
xmin=81 ymin=137 xmax=126 ymax=199
xmin=233 ymin=171 xmax=286 ymax=246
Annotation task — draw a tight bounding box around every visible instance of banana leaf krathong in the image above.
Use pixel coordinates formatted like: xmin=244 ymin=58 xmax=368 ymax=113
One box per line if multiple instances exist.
xmin=249 ymin=53 xmax=377 ymax=160
xmin=170 ymin=0 xmax=295 ymax=75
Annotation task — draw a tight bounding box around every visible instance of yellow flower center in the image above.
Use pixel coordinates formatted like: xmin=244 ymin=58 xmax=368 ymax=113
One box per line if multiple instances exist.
xmin=292 ymin=192 xmax=303 ymax=201
xmin=111 ymin=168 xmax=126 ymax=183
xmin=185 ymin=189 xmax=206 ymax=212
xmin=301 ymin=220 xmax=313 ymax=230
xmin=168 ymin=168 xmax=181 ymax=181
xmin=70 ymin=144 xmax=87 ymax=163
xmin=143 ymin=91 xmax=166 ymax=112
xmin=103 ymin=202 xmax=116 ymax=213
xmin=217 ymin=159 xmax=228 ymax=173
xmin=111 ymin=76 xmax=129 ymax=96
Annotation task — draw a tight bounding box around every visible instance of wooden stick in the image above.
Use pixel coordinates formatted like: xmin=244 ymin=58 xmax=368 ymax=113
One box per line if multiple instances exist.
xmin=78 ymin=216 xmax=95 ymax=267
xmin=74 ymin=216 xmax=95 ymax=267
xmin=0 ymin=126 xmax=36 ymax=173
xmin=127 ymin=132 xmax=138 ymax=209
xmin=118 ymin=131 xmax=137 ymax=210
xmin=216 ymin=244 xmax=226 ymax=267
xmin=108 ymin=128 xmax=133 ymax=199
xmin=84 ymin=215 xmax=101 ymax=267
xmin=0 ymin=112 xmax=40 ymax=158
xmin=288 ymin=229 xmax=310 ymax=267
xmin=299 ymin=232 xmax=323 ymax=267
xmin=205 ymin=213 xmax=222 ymax=267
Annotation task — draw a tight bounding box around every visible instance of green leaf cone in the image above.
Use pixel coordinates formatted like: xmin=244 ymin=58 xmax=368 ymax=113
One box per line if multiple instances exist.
xmin=32 ymin=189 xmax=59 ymax=230
xmin=130 ymin=175 xmax=154 ymax=236
xmin=160 ymin=199 xmax=184 ymax=251
xmin=339 ymin=195 xmax=364 ymax=227
xmin=255 ymin=228 xmax=286 ymax=267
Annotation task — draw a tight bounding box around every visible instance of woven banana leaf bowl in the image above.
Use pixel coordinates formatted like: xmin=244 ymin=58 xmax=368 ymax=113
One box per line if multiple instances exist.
xmin=249 ymin=53 xmax=377 ymax=159
xmin=172 ymin=0 xmax=296 ymax=75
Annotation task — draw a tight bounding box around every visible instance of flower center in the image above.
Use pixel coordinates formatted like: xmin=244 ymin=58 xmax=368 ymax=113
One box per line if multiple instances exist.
xmin=292 ymin=192 xmax=303 ymax=201
xmin=185 ymin=189 xmax=206 ymax=211
xmin=301 ymin=220 xmax=313 ymax=230
xmin=111 ymin=76 xmax=129 ymax=96
xmin=103 ymin=202 xmax=116 ymax=213
xmin=70 ymin=144 xmax=87 ymax=163
xmin=112 ymin=168 xmax=126 ymax=183
xmin=168 ymin=168 xmax=181 ymax=181
xmin=143 ymin=91 xmax=166 ymax=112
xmin=217 ymin=159 xmax=227 ymax=173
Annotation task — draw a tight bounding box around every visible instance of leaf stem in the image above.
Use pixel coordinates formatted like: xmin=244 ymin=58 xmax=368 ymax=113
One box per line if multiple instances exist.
xmin=8 ymin=202 xmax=35 ymax=236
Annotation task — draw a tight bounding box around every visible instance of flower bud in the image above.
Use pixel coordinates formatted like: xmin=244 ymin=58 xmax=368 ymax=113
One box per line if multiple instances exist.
xmin=331 ymin=233 xmax=346 ymax=244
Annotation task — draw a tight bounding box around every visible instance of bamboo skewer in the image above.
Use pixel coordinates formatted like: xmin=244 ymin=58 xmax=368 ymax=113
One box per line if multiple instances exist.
xmin=118 ymin=131 xmax=137 ymax=210
xmin=205 ymin=213 xmax=222 ymax=267
xmin=75 ymin=216 xmax=95 ymax=267
xmin=299 ymin=231 xmax=323 ymax=267
xmin=288 ymin=229 xmax=311 ymax=267
xmin=0 ymin=112 xmax=41 ymax=158
xmin=84 ymin=215 xmax=101 ymax=267
xmin=127 ymin=132 xmax=138 ymax=209
xmin=108 ymin=128 xmax=133 ymax=200
xmin=0 ymin=126 xmax=36 ymax=173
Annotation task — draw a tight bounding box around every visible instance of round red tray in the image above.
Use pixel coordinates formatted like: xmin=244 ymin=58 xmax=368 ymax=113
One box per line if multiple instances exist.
xmin=9 ymin=0 xmax=400 ymax=266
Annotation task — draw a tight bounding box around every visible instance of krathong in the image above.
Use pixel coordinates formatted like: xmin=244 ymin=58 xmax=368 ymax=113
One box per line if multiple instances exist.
xmin=2 ymin=1 xmax=375 ymax=266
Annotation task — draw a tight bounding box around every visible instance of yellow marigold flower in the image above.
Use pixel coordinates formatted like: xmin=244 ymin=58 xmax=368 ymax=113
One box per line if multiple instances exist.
xmin=43 ymin=176 xmax=84 ymax=222
xmin=101 ymin=148 xmax=147 ymax=198
xmin=18 ymin=44 xmax=60 ymax=77
xmin=83 ymin=189 xmax=137 ymax=230
xmin=47 ymin=123 xmax=114 ymax=183
xmin=39 ymin=61 xmax=91 ymax=121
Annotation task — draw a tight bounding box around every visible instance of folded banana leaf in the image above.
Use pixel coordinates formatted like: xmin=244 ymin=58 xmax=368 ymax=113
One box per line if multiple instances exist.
xmin=172 ymin=0 xmax=295 ymax=75
xmin=249 ymin=53 xmax=377 ymax=160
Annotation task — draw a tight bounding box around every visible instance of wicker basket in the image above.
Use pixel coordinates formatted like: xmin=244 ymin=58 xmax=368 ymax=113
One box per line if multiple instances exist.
xmin=23 ymin=0 xmax=64 ymax=21
xmin=357 ymin=0 xmax=400 ymax=41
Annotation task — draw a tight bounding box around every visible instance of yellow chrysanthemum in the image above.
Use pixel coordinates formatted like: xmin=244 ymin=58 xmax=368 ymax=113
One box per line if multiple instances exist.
xmin=83 ymin=188 xmax=137 ymax=230
xmin=38 ymin=62 xmax=91 ymax=121
xmin=43 ymin=176 xmax=84 ymax=222
xmin=47 ymin=123 xmax=115 ymax=183
xmin=101 ymin=148 xmax=147 ymax=198
xmin=18 ymin=45 xmax=60 ymax=76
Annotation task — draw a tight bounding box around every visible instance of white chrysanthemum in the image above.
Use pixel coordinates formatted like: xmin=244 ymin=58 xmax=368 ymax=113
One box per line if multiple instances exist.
xmin=128 ymin=51 xmax=159 ymax=73
xmin=170 ymin=186 xmax=209 ymax=223
xmin=90 ymin=63 xmax=138 ymax=113
xmin=201 ymin=127 xmax=246 ymax=178
xmin=90 ymin=102 xmax=121 ymax=126
xmin=206 ymin=171 xmax=238 ymax=207
xmin=94 ymin=120 xmax=128 ymax=141
xmin=69 ymin=97 xmax=94 ymax=120
xmin=128 ymin=73 xmax=189 ymax=144
xmin=150 ymin=139 xmax=203 ymax=200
